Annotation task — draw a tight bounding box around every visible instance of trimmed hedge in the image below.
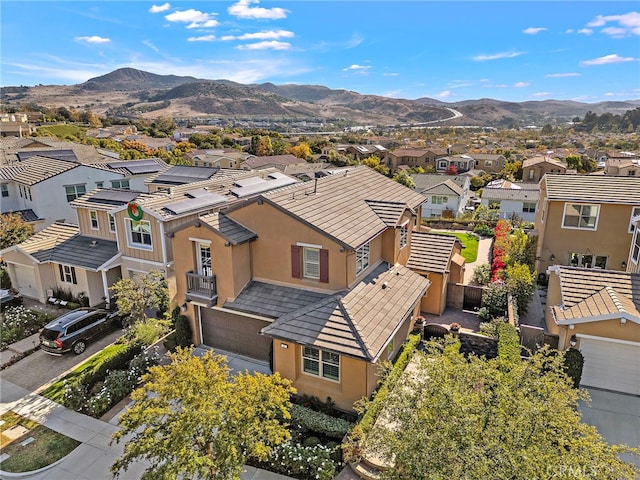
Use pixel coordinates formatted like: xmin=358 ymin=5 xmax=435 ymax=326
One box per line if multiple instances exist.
xmin=290 ymin=404 xmax=353 ymax=439
xmin=497 ymin=322 xmax=520 ymax=368
xmin=79 ymin=343 xmax=144 ymax=392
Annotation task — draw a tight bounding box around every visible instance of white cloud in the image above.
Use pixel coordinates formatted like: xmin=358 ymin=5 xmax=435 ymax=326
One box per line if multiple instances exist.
xmin=149 ymin=3 xmax=170 ymax=13
xmin=522 ymin=27 xmax=547 ymax=35
xmin=578 ymin=28 xmax=593 ymax=35
xmin=382 ymin=90 xmax=402 ymax=98
xmin=165 ymin=9 xmax=219 ymax=29
xmin=586 ymin=12 xmax=640 ymax=36
xmin=142 ymin=40 xmax=159 ymax=52
xmin=75 ymin=35 xmax=111 ymax=44
xmin=228 ymin=0 xmax=288 ymax=20
xmin=342 ymin=64 xmax=371 ymax=73
xmin=236 ymin=41 xmax=291 ymax=50
xmin=545 ymin=72 xmax=581 ymax=78
xmin=533 ymin=92 xmax=551 ymax=97
xmin=472 ymin=51 xmax=524 ymax=61
xmin=222 ymin=30 xmax=294 ymax=41
xmin=436 ymin=90 xmax=454 ymax=98
xmin=604 ymin=92 xmax=615 ymax=96
xmin=513 ymin=82 xmax=530 ymax=88
xmin=188 ymin=35 xmax=216 ymax=42
xmin=581 ymin=54 xmax=637 ymax=65
xmin=565 ymin=29 xmax=574 ymax=34
xmin=383 ymin=72 xmax=399 ymax=77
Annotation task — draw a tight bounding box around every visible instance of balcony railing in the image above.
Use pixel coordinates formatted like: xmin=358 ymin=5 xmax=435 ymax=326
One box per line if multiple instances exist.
xmin=186 ymin=271 xmax=217 ymax=306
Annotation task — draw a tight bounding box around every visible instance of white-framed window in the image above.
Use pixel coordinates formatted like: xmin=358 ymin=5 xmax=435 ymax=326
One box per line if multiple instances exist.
xmin=569 ymin=252 xmax=607 ymax=269
xmin=197 ymin=243 xmax=212 ymax=277
xmin=95 ymin=181 xmax=104 ymax=188
xmin=522 ymin=202 xmax=536 ymax=213
xmin=628 ymin=207 xmax=640 ymax=233
xmin=631 ymin=228 xmax=640 ymax=264
xmin=303 ymin=247 xmax=320 ymax=279
xmin=59 ymin=264 xmax=77 ymax=284
xmin=432 ymin=195 xmax=448 ymax=204
xmin=438 ymin=160 xmax=448 ymax=169
xmin=65 ymin=184 xmax=86 ymax=202
xmin=562 ymin=203 xmax=599 ymax=230
xmin=0 ymin=184 xmax=7 ymax=197
xmin=127 ymin=219 xmax=152 ymax=249
xmin=89 ymin=210 xmax=99 ymax=230
xmin=108 ymin=214 xmax=116 ymax=233
xmin=302 ymin=346 xmax=340 ymax=382
xmin=26 ymin=187 xmax=32 ymax=201
xmin=399 ymin=222 xmax=409 ymax=249
xmin=111 ymin=179 xmax=130 ymax=190
xmin=355 ymin=242 xmax=370 ymax=274
xmin=528 ymin=169 xmax=535 ymax=180
xmin=484 ymin=160 xmax=493 ymax=167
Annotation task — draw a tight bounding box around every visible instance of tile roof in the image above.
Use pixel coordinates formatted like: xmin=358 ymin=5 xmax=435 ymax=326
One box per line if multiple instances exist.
xmin=410 ymin=174 xmax=468 ymax=192
xmin=262 ymin=263 xmax=429 ymax=361
xmin=523 ymin=156 xmax=566 ymax=168
xmin=241 ymin=154 xmax=304 ymax=169
xmin=419 ymin=179 xmax=464 ymax=197
xmin=365 ymin=200 xmax=413 ymax=227
xmin=262 ymin=166 xmax=427 ymax=249
xmin=406 ymin=232 xmax=460 ymax=273
xmin=549 ymin=266 xmax=640 ymax=324
xmin=480 ymin=187 xmax=540 ymax=202
xmin=543 ymin=174 xmax=640 ymax=204
xmin=199 ymin=212 xmax=257 ymax=245
xmin=70 ymin=189 xmax=143 ymax=211
xmin=1 ymin=156 xmax=80 ymax=185
xmin=224 ymin=281 xmax=332 ymax=319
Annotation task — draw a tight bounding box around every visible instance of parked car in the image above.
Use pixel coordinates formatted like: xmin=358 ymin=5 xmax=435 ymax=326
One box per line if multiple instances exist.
xmin=0 ymin=290 xmax=23 ymax=312
xmin=39 ymin=308 xmax=121 ymax=355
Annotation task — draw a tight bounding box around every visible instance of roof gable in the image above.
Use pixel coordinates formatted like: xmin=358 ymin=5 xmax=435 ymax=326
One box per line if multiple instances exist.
xmin=406 ymin=232 xmax=459 ymax=273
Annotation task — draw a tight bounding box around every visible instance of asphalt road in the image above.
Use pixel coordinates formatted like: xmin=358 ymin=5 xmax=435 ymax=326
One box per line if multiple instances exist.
xmin=1 ymin=329 xmax=123 ymax=392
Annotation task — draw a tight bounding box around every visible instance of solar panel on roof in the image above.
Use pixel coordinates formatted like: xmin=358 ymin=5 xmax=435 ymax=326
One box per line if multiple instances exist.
xmin=17 ymin=149 xmax=78 ymax=162
xmin=163 ymin=193 xmax=227 ymax=215
xmin=233 ymin=177 xmax=265 ymax=188
xmin=167 ymin=166 xmax=218 ymax=178
xmin=185 ymin=188 xmax=211 ymax=198
xmin=230 ymin=176 xmax=297 ymax=198
xmin=87 ymin=190 xmax=140 ymax=205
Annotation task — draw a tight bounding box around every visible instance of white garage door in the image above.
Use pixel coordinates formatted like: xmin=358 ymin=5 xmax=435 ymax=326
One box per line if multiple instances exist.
xmin=13 ymin=264 xmax=39 ymax=299
xmin=578 ymin=335 xmax=640 ymax=395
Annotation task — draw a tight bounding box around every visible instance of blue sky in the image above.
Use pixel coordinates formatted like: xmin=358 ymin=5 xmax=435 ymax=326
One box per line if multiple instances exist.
xmin=2 ymin=1 xmax=639 ymax=103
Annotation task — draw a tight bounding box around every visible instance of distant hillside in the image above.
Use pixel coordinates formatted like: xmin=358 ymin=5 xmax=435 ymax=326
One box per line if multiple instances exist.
xmin=2 ymin=67 xmax=638 ymax=127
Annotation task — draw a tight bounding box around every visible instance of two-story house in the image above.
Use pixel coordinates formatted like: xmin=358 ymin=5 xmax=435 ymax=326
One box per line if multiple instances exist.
xmin=469 ymin=153 xmax=506 ymax=174
xmin=534 ymin=174 xmax=640 ymax=275
xmin=384 ymin=148 xmax=448 ymax=172
xmin=171 ymin=166 xmax=437 ymax=411
xmin=435 ymin=154 xmax=476 ymax=174
xmin=522 ymin=156 xmax=567 ymax=183
xmin=410 ymin=174 xmax=471 ymax=219
xmin=480 ymin=183 xmax=540 ymax=223
xmin=604 ymin=157 xmax=640 ymax=177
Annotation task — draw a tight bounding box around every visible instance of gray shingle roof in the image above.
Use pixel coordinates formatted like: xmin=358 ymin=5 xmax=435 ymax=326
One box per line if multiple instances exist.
xmin=406 ymin=232 xmax=459 ymax=273
xmin=224 ymin=281 xmax=332 ymax=318
xmin=420 ymin=179 xmax=464 ymax=197
xmin=262 ymin=262 xmax=430 ymax=361
xmin=410 ymin=174 xmax=467 ymax=192
xmin=262 ymin=166 xmax=427 ymax=249
xmin=14 ymin=209 xmax=43 ymax=223
xmin=481 ymin=187 xmax=540 ymax=201
xmin=543 ymin=174 xmax=640 ymax=204
xmin=199 ymin=212 xmax=257 ymax=245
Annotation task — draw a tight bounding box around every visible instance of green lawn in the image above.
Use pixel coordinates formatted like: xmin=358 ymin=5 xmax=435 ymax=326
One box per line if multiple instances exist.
xmin=34 ymin=124 xmax=85 ymax=140
xmin=431 ymin=231 xmax=479 ymax=263
xmin=39 ymin=343 xmax=128 ymax=404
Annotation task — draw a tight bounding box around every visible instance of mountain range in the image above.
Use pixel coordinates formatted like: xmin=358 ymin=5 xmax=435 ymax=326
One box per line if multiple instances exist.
xmin=2 ymin=68 xmax=639 ymax=127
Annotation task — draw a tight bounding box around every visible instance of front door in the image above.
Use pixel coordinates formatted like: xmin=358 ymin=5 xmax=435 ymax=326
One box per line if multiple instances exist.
xmin=197 ymin=243 xmax=212 ymax=277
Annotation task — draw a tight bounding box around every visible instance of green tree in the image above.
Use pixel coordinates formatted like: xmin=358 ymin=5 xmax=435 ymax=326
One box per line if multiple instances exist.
xmin=391 ymin=170 xmax=415 ymax=188
xmin=0 ymin=212 xmax=34 ymax=250
xmin=110 ymin=270 xmax=168 ymax=325
xmin=255 ymin=136 xmax=274 ymax=156
xmin=112 ymin=348 xmax=294 ymax=480
xmin=505 ymin=263 xmax=536 ymax=315
xmin=504 ymin=229 xmax=536 ymax=269
xmin=354 ymin=339 xmax=639 ymax=479
xmin=565 ymin=154 xmax=582 ymax=171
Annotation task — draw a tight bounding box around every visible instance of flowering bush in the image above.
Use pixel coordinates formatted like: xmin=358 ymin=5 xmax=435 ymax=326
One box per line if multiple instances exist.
xmin=0 ymin=306 xmax=52 ymax=350
xmin=265 ymin=442 xmax=337 ymax=480
xmin=290 ymin=404 xmax=353 ymax=439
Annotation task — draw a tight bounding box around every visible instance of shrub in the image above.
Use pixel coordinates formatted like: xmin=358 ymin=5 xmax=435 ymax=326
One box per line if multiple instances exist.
xmin=0 ymin=267 xmax=11 ymax=289
xmin=471 ymin=264 xmax=491 ymax=286
xmin=63 ymin=381 xmax=88 ymax=411
xmin=497 ymin=322 xmax=520 ymax=368
xmin=302 ymin=436 xmax=321 ymax=447
xmin=292 ymin=394 xmax=337 ymax=416
xmin=478 ymin=318 xmax=505 ymax=337
xmin=174 ymin=314 xmax=193 ymax=347
xmin=80 ymin=343 xmax=143 ymax=392
xmin=473 ymin=224 xmax=494 ymax=237
xmin=264 ymin=442 xmax=337 ymax=480
xmin=66 ymin=302 xmax=80 ymax=310
xmin=481 ymin=282 xmax=508 ymax=320
xmin=0 ymin=306 xmax=53 ymax=349
xmin=563 ymin=348 xmax=584 ymax=388
xmin=290 ymin=404 xmax=353 ymax=439
xmin=505 ymin=263 xmax=536 ymax=315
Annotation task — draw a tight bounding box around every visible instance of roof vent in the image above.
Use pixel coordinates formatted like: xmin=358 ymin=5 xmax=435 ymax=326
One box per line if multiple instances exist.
xmin=381 ymin=281 xmax=389 ymax=289
xmin=90 ymin=240 xmax=97 ymax=248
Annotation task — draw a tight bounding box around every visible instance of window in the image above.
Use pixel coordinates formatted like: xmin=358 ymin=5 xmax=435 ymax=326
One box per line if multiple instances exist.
xmin=431 ymin=195 xmax=448 ymax=204
xmin=90 ymin=210 xmax=99 ymax=230
xmin=399 ymin=222 xmax=409 ymax=249
xmin=302 ymin=346 xmax=340 ymax=381
xmin=562 ymin=203 xmax=599 ymax=230
xmin=569 ymin=253 xmax=607 ymax=269
xmin=111 ymin=179 xmax=130 ymax=190
xmin=108 ymin=214 xmax=116 ymax=233
xmin=629 ymin=170 xmax=636 ymax=176
xmin=438 ymin=160 xmax=448 ymax=169
xmin=65 ymin=184 xmax=86 ymax=202
xmin=128 ymin=219 xmax=152 ymax=248
xmin=355 ymin=242 xmax=370 ymax=274
xmin=59 ymin=264 xmax=77 ymax=284
xmin=303 ymin=247 xmax=320 ymax=279
xmin=631 ymin=228 xmax=640 ymax=264
xmin=19 ymin=185 xmax=23 ymax=198
xmin=27 ymin=187 xmax=32 ymax=201
xmin=629 ymin=207 xmax=640 ymax=233
xmin=95 ymin=181 xmax=104 ymax=188
xmin=197 ymin=243 xmax=212 ymax=277
xmin=484 ymin=160 xmax=493 ymax=167
xmin=528 ymin=169 xmax=535 ymax=180
xmin=1 ymin=184 xmax=8 ymax=197
xmin=522 ymin=202 xmax=536 ymax=213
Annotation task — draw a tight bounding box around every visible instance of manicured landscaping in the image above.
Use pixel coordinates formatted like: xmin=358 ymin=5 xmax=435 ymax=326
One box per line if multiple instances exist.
xmin=431 ymin=230 xmax=479 ymax=263
xmin=0 ymin=306 xmax=54 ymax=351
xmin=0 ymin=411 xmax=80 ymax=473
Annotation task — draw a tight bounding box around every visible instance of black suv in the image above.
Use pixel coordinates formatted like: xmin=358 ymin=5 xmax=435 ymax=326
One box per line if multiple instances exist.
xmin=40 ymin=308 xmax=121 ymax=355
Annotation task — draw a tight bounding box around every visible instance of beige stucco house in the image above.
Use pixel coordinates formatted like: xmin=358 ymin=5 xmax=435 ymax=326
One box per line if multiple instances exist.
xmin=522 ymin=156 xmax=567 ymax=183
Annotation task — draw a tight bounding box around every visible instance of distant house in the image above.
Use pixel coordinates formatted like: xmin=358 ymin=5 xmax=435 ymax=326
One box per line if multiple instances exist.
xmin=604 ymin=156 xmax=640 ymax=177
xmin=240 ymin=154 xmax=306 ymax=171
xmin=435 ymin=155 xmax=476 ymax=174
xmin=522 ymin=155 xmax=567 ymax=183
xmin=480 ymin=183 xmax=540 ymax=222
xmin=385 ymin=147 xmax=448 ymax=171
xmin=411 ymin=174 xmax=470 ymax=219
xmin=468 ymin=153 xmax=506 ymax=174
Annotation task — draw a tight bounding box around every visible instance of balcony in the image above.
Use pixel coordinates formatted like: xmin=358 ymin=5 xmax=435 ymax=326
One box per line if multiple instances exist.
xmin=185 ymin=271 xmax=218 ymax=307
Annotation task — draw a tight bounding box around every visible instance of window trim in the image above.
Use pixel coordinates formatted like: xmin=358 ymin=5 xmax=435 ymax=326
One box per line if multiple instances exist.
xmin=0 ymin=184 xmax=8 ymax=198
xmin=126 ymin=218 xmax=153 ymax=250
xmin=522 ymin=202 xmax=537 ymax=213
xmin=65 ymin=184 xmax=86 ymax=202
xmin=631 ymin=227 xmax=640 ymax=264
xmin=561 ymin=203 xmax=600 ymax=231
xmin=431 ymin=195 xmax=448 ymax=205
xmin=399 ymin=221 xmax=409 ymax=249
xmin=111 ymin=179 xmax=131 ymax=190
xmin=89 ymin=210 xmax=99 ymax=230
xmin=355 ymin=241 xmax=370 ymax=275
xmin=301 ymin=346 xmax=340 ymax=383
xmin=303 ymin=247 xmax=321 ymax=280
xmin=59 ymin=264 xmax=77 ymax=285
xmin=108 ymin=214 xmax=116 ymax=233
xmin=628 ymin=207 xmax=640 ymax=234
xmin=568 ymin=252 xmax=607 ymax=269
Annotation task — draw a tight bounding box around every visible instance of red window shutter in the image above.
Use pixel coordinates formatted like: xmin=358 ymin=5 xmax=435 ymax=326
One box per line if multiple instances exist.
xmin=319 ymin=249 xmax=329 ymax=283
xmin=291 ymin=245 xmax=301 ymax=278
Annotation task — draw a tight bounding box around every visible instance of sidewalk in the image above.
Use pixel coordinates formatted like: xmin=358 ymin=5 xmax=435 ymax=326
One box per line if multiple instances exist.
xmin=464 ymin=235 xmax=493 ymax=284
xmin=0 ymin=333 xmax=41 ymax=368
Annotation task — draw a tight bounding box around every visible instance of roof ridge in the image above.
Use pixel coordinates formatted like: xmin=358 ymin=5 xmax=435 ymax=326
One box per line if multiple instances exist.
xmin=337 ymin=298 xmax=372 ymax=361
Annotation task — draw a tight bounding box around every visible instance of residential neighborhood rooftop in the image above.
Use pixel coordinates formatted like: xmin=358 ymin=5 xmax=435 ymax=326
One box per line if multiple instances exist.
xmin=406 ymin=232 xmax=461 ymax=273
xmin=543 ymin=173 xmax=640 ymax=204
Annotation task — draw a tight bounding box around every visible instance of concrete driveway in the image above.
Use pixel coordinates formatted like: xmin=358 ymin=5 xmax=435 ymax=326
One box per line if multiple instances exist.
xmin=579 ymin=388 xmax=640 ymax=466
xmin=1 ymin=329 xmax=123 ymax=394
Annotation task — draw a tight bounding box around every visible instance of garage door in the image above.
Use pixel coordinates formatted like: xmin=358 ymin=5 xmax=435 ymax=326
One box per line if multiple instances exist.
xmin=578 ymin=335 xmax=640 ymax=395
xmin=13 ymin=264 xmax=39 ymax=299
xmin=200 ymin=307 xmax=272 ymax=362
